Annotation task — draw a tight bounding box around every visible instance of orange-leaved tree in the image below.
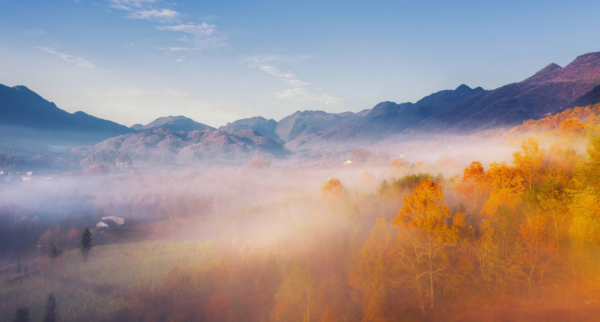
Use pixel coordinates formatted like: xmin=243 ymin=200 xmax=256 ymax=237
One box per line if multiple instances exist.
xmin=392 ymin=180 xmax=464 ymax=312
xmin=349 ymin=218 xmax=393 ymax=322
xmin=456 ymin=161 xmax=488 ymax=212
xmin=481 ymin=162 xmax=525 ymax=217
xmin=513 ymin=138 xmax=545 ymax=190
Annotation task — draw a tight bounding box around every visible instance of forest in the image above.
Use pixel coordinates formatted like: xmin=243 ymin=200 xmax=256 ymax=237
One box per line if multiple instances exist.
xmin=2 ymin=104 xmax=600 ymax=321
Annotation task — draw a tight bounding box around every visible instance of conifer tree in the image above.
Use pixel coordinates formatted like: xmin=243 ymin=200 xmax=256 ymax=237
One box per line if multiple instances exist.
xmin=80 ymin=227 xmax=92 ymax=261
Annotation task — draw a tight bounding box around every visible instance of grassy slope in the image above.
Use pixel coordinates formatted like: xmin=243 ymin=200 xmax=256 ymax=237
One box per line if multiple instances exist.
xmin=0 ymin=239 xmax=217 ymax=322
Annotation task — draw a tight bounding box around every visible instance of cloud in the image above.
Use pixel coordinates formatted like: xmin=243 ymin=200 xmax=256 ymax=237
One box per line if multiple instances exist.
xmin=156 ymin=23 xmax=216 ymax=36
xmin=128 ymin=9 xmax=179 ymax=22
xmin=39 ymin=47 xmax=112 ymax=72
xmin=257 ymin=65 xmax=343 ymax=105
xmin=259 ymin=66 xmax=310 ymax=87
xmin=110 ymin=0 xmax=156 ymax=10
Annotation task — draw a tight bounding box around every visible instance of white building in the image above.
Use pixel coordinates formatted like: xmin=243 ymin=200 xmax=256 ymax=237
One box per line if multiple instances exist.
xmin=101 ymin=216 xmax=125 ymax=226
xmin=96 ymin=222 xmax=109 ymax=229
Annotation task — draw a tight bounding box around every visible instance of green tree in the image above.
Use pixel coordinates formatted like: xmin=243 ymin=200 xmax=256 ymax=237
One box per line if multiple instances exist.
xmin=13 ymin=307 xmax=30 ymax=322
xmin=43 ymin=293 xmax=57 ymax=322
xmin=80 ymin=227 xmax=92 ymax=261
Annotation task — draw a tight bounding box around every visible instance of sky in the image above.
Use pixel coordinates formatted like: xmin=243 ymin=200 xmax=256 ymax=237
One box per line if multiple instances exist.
xmin=0 ymin=0 xmax=599 ymax=128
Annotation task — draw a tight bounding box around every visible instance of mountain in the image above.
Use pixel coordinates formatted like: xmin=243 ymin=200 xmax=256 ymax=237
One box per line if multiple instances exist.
xmin=219 ymin=116 xmax=280 ymax=141
xmin=90 ymin=128 xmax=288 ymax=164
xmin=135 ymin=116 xmax=215 ymax=132
xmin=283 ymin=84 xmax=484 ymax=151
xmin=275 ymin=110 xmax=364 ymax=142
xmin=0 ymin=83 xmax=133 ymax=146
xmin=416 ymin=52 xmax=600 ymax=132
xmin=567 ymin=84 xmax=600 ymax=108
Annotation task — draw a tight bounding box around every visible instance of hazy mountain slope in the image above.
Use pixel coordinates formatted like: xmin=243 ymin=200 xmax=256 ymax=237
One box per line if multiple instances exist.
xmin=0 ymin=84 xmax=133 ymax=145
xmin=284 ymin=84 xmax=484 ymax=151
xmin=417 ymin=52 xmax=600 ymax=133
xmin=138 ymin=116 xmax=215 ymax=132
xmin=567 ymin=84 xmax=600 ymax=108
xmin=92 ymin=128 xmax=288 ymax=164
xmin=219 ymin=116 xmax=279 ymax=141
xmin=275 ymin=110 xmax=364 ymax=142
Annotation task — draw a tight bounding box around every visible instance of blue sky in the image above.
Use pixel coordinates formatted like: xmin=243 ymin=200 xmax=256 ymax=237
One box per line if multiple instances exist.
xmin=0 ymin=0 xmax=599 ymax=127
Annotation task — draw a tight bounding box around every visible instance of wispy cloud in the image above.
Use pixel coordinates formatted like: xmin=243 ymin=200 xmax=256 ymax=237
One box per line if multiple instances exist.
xmin=108 ymin=0 xmax=225 ymax=50
xmin=254 ymin=62 xmax=343 ymax=105
xmin=39 ymin=47 xmax=112 ymax=72
xmin=128 ymin=9 xmax=179 ymax=22
xmin=110 ymin=0 xmax=156 ymax=10
xmin=156 ymin=23 xmax=216 ymax=36
xmin=110 ymin=0 xmax=179 ymax=23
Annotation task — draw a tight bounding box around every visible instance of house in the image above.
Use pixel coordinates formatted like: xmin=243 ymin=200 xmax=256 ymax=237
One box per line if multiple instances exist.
xmin=96 ymin=222 xmax=109 ymax=229
xmin=101 ymin=216 xmax=125 ymax=226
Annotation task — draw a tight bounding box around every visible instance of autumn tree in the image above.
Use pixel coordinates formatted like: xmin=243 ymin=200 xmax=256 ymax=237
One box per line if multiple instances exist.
xmin=513 ymin=138 xmax=545 ymax=190
xmin=349 ymin=218 xmax=393 ymax=322
xmin=392 ymin=180 xmax=465 ymax=312
xmin=456 ymin=161 xmax=487 ymax=212
xmin=481 ymin=162 xmax=524 ymax=217
xmin=271 ymin=263 xmax=314 ymax=322
xmin=321 ymin=178 xmax=347 ymax=207
xmin=559 ymin=118 xmax=587 ymax=136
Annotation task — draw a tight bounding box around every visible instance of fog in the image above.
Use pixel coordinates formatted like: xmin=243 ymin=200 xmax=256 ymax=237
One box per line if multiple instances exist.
xmin=1 ymin=128 xmax=599 ymax=321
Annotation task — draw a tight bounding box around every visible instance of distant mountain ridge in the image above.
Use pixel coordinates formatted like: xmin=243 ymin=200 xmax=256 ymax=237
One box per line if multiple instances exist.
xmin=4 ymin=51 xmax=600 ymax=163
xmin=0 ymin=84 xmax=133 ymax=146
xmin=90 ymin=128 xmax=288 ymax=164
xmin=132 ymin=116 xmax=215 ymax=132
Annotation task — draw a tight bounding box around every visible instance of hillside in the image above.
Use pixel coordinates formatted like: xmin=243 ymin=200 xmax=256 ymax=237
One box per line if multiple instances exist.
xmin=133 ymin=116 xmax=215 ymax=132
xmin=416 ymin=52 xmax=600 ymax=132
xmin=219 ymin=116 xmax=280 ymax=141
xmin=0 ymin=84 xmax=133 ymax=146
xmin=89 ymin=128 xmax=289 ymax=164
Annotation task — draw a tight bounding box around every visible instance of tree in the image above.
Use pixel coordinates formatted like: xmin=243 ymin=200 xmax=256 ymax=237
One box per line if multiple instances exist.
xmin=43 ymin=293 xmax=57 ymax=322
xmin=13 ymin=307 xmax=30 ymax=322
xmin=559 ymin=118 xmax=587 ymax=136
xmin=456 ymin=161 xmax=487 ymax=212
xmin=481 ymin=162 xmax=524 ymax=217
xmin=349 ymin=218 xmax=392 ymax=322
xmin=80 ymin=227 xmax=92 ymax=261
xmin=575 ymin=135 xmax=600 ymax=192
xmin=271 ymin=263 xmax=314 ymax=322
xmin=512 ymin=138 xmax=545 ymax=190
xmin=392 ymin=180 xmax=464 ymax=312
xmin=49 ymin=245 xmax=60 ymax=260
xmin=321 ymin=178 xmax=346 ymax=207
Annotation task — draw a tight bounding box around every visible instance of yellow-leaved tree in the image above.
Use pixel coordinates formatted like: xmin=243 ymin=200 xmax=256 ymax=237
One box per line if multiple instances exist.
xmin=392 ymin=180 xmax=464 ymax=313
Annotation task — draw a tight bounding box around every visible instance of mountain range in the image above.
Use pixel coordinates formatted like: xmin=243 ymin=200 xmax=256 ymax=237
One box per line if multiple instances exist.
xmin=0 ymin=84 xmax=133 ymax=147
xmin=2 ymin=51 xmax=600 ymax=166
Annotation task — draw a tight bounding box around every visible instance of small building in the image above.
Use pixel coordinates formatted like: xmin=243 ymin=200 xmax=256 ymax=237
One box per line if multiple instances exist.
xmin=101 ymin=216 xmax=125 ymax=226
xmin=96 ymin=222 xmax=109 ymax=229
xmin=344 ymin=160 xmax=352 ymax=165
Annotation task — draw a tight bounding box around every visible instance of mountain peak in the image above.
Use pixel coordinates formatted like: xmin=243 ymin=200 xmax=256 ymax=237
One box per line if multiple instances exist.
xmin=455 ymin=84 xmax=472 ymax=91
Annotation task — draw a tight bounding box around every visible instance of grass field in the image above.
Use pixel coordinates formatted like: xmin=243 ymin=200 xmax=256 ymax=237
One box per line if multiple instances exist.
xmin=0 ymin=239 xmax=218 ymax=322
